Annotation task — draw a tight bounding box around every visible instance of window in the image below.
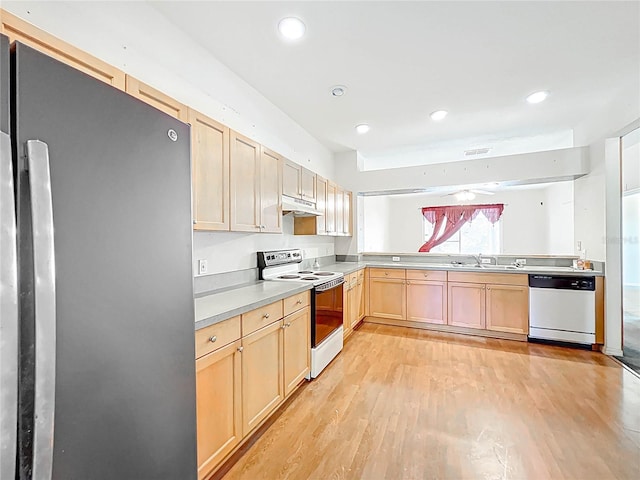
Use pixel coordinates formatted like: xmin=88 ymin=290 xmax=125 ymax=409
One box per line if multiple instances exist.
xmin=424 ymin=214 xmax=501 ymax=254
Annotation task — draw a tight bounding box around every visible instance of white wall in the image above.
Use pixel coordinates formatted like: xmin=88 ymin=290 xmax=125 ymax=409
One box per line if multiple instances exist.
xmin=361 ymin=196 xmax=392 ymax=252
xmin=546 ymin=182 xmax=575 ymax=255
xmin=363 ymin=183 xmax=574 ymax=255
xmin=193 ymin=216 xmax=334 ymax=275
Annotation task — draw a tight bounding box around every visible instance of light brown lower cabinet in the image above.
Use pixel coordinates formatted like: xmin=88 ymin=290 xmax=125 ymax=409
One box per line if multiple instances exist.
xmin=196 ymin=293 xmax=310 ymax=479
xmin=485 ymin=284 xmax=529 ymax=334
xmin=241 ymin=321 xmax=284 ymax=435
xmin=368 ymin=276 xmax=406 ymax=320
xmin=406 ymin=280 xmax=447 ymax=324
xmin=196 ymin=340 xmax=242 ymax=480
xmin=283 ymin=306 xmax=311 ymax=395
xmin=447 ymin=282 xmax=486 ymax=329
xmin=357 ymin=270 xmax=365 ymax=321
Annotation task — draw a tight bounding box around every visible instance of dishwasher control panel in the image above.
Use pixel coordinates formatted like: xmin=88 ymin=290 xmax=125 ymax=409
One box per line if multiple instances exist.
xmin=529 ymin=275 xmax=595 ymax=291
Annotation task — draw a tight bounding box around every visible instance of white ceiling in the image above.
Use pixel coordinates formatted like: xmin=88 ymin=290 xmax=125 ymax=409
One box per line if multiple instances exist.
xmin=150 ymin=1 xmax=640 ymax=165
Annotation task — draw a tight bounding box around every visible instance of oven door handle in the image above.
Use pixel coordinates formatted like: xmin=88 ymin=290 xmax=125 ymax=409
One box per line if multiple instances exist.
xmin=315 ymin=277 xmax=344 ymax=292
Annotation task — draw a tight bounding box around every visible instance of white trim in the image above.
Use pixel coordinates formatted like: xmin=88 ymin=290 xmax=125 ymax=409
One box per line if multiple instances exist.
xmin=604 ymin=137 xmax=623 ymax=355
xmin=602 ymin=346 xmax=624 ymax=356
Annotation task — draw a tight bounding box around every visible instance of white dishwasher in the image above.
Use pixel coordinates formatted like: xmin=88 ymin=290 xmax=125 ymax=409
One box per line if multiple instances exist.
xmin=529 ymin=275 xmax=596 ymax=345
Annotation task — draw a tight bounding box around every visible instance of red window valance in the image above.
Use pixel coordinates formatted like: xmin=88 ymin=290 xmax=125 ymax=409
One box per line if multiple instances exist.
xmin=419 ymin=203 xmax=504 ymax=252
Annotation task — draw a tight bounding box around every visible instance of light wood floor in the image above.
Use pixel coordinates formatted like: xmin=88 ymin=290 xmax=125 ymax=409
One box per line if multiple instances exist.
xmin=222 ymin=323 xmax=640 ymax=480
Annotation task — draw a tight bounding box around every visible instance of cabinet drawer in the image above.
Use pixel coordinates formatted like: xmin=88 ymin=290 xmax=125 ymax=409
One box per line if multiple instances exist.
xmin=448 ymin=271 xmax=528 ymax=286
xmin=242 ymin=300 xmax=284 ymax=335
xmin=283 ymin=291 xmax=310 ymax=316
xmin=406 ymin=269 xmax=447 ymax=282
xmin=195 ymin=316 xmax=241 ymax=359
xmin=369 ymin=268 xmax=405 ymax=279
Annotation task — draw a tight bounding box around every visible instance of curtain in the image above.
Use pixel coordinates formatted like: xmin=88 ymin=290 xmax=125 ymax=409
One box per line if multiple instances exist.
xmin=419 ymin=203 xmax=504 ymax=252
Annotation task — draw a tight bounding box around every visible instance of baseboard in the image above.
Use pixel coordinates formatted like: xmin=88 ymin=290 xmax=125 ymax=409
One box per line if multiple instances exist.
xmin=602 ymin=346 xmax=624 ymax=356
xmin=364 ymin=317 xmax=528 ymax=342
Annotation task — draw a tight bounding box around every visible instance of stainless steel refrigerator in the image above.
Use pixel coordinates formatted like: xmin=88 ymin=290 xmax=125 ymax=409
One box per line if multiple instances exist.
xmin=0 ymin=38 xmax=197 ymax=479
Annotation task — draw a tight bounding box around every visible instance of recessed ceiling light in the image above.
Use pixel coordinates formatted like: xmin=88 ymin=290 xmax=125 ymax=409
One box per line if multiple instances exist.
xmin=355 ymin=124 xmax=370 ymax=134
xmin=330 ymin=85 xmax=347 ymax=97
xmin=430 ymin=110 xmax=448 ymax=121
xmin=526 ymin=91 xmax=549 ymax=104
xmin=278 ymin=17 xmax=306 ymax=40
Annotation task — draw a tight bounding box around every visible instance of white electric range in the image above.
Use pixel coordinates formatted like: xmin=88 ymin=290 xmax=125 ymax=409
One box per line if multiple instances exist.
xmin=257 ymin=249 xmax=344 ymax=378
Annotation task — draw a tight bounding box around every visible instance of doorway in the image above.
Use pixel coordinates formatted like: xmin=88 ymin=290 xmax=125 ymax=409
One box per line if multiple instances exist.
xmin=621 ymin=128 xmax=640 ymax=373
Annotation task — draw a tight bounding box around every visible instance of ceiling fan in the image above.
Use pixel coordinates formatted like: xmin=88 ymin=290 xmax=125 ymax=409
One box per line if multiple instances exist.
xmin=442 ymin=189 xmax=495 ymax=201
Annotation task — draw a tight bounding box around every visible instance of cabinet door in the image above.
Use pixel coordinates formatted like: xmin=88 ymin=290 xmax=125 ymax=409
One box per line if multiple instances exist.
xmin=369 ymin=278 xmax=406 ymax=320
xmin=343 ymin=190 xmax=352 ymax=236
xmin=0 ymin=10 xmax=125 ymax=89
xmin=349 ymin=281 xmax=359 ymax=329
xmin=196 ymin=340 xmax=242 ymax=480
xmin=357 ymin=270 xmax=366 ymax=321
xmin=343 ymin=283 xmax=352 ymax=338
xmin=282 ymin=160 xmax=301 ymax=198
xmin=190 ymin=109 xmax=229 ymax=231
xmin=283 ymin=307 xmax=310 ymax=396
xmin=406 ymin=280 xmax=447 ymax=324
xmin=125 ymin=76 xmax=188 ymax=121
xmin=326 ymin=182 xmax=336 ymax=234
xmin=335 ymin=186 xmax=344 ymax=235
xmin=314 ymin=175 xmax=327 ymax=235
xmin=301 ymin=168 xmax=316 ymax=202
xmin=260 ymin=147 xmax=282 ymax=233
xmin=242 ymin=321 xmax=284 ymax=435
xmin=448 ymin=282 xmax=485 ymax=329
xmin=230 ymin=131 xmax=261 ymax=232
xmin=486 ymin=284 xmax=529 ymax=334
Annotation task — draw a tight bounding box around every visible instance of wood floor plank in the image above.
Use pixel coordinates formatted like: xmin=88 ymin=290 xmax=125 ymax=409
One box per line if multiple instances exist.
xmin=221 ymin=323 xmax=640 ymax=480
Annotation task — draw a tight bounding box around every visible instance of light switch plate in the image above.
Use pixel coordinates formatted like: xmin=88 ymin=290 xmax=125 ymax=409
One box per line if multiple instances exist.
xmin=515 ymin=258 xmax=526 ymax=264
xmin=481 ymin=258 xmax=492 ymax=264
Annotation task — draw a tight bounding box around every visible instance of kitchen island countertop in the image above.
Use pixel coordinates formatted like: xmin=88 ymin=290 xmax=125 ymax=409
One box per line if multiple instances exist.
xmin=195 ymin=281 xmax=313 ymax=330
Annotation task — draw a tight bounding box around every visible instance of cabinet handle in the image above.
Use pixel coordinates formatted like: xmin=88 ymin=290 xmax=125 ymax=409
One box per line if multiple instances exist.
xmin=237 ymin=346 xmax=244 ymax=353
xmin=281 ymin=324 xmax=286 ymax=329
xmin=296 ymin=299 xmax=302 ymax=304
xmin=407 ymin=281 xmax=411 ymax=285
xmin=208 ymin=336 xmax=217 ymax=343
xmin=286 ymin=322 xmax=291 ymax=327
xmin=263 ymin=313 xmax=270 ymax=319
xmin=384 ymin=272 xmax=389 ymax=276
xmin=487 ymin=287 xmax=491 ymax=290
xmin=423 ymin=273 xmax=429 ymax=277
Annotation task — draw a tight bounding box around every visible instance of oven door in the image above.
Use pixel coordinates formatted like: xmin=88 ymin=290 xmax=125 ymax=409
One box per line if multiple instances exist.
xmin=312 ymin=280 xmax=344 ymax=348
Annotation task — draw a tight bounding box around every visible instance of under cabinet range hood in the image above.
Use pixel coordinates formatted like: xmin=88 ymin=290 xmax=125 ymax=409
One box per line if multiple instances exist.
xmin=281 ymin=195 xmax=323 ymax=216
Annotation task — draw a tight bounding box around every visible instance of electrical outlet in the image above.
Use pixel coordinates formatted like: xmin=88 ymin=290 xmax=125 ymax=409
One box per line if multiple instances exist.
xmin=481 ymin=258 xmax=492 ymax=264
xmin=515 ymin=258 xmax=526 ymax=264
xmin=198 ymin=259 xmax=208 ymax=275
xmin=392 ymin=256 xmax=400 ymax=262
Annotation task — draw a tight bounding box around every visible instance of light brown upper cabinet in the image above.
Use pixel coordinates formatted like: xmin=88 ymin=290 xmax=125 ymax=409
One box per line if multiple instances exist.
xmin=334 ymin=185 xmax=344 ymax=236
xmin=260 ymin=147 xmax=283 ymax=233
xmin=125 ymin=76 xmax=188 ymax=122
xmin=343 ymin=190 xmax=352 ymax=236
xmin=300 ymin=168 xmax=316 ymax=203
xmin=0 ymin=9 xmax=125 ymax=89
xmin=190 ymin=109 xmax=230 ymax=231
xmin=315 ymin=175 xmax=327 ymax=235
xmin=326 ymin=182 xmax=337 ymax=235
xmin=230 ymin=131 xmax=261 ymax=232
xmin=282 ymin=159 xmax=301 ymax=198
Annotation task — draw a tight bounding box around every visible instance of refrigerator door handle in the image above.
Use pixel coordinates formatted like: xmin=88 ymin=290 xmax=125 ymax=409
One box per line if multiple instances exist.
xmin=26 ymin=139 xmax=56 ymax=480
xmin=0 ymin=131 xmax=18 ymax=480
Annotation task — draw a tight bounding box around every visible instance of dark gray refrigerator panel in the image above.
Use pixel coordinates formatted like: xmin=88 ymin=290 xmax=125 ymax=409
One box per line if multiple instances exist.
xmin=13 ymin=43 xmax=197 ymax=479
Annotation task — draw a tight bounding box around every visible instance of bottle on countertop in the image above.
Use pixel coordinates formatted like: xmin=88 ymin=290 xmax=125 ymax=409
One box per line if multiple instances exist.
xmin=313 ymin=258 xmax=320 ymax=269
